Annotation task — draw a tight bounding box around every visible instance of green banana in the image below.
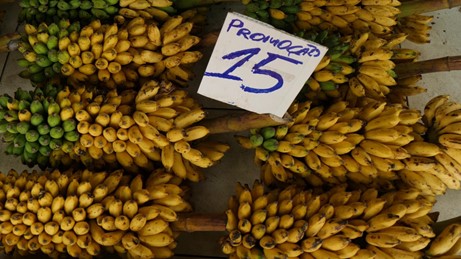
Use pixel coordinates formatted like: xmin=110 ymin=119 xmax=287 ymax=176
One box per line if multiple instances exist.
xmin=50 ymin=126 xmax=64 ymax=139
xmin=36 ymin=55 xmax=53 ymax=67
xmin=38 ymin=135 xmax=51 ymax=146
xmin=25 ymin=130 xmax=40 ymax=142
xmin=13 ymin=134 xmax=27 ymax=148
xmin=16 ymin=121 xmax=31 ymax=134
xmin=263 ymin=138 xmax=279 ymax=152
xmin=32 ymin=42 xmax=48 ymax=55
xmin=49 ymin=138 xmax=62 ymax=150
xmin=30 ymin=113 xmax=44 ymax=126
xmin=250 ymin=134 xmax=264 ymax=147
xmin=260 ymin=127 xmax=276 ymax=139
xmin=46 ymin=36 xmax=58 ymax=50
xmin=47 ymin=113 xmax=61 ymax=127
xmin=6 ymin=123 xmax=18 ymax=134
xmin=0 ymin=96 xmax=10 ymax=109
xmin=64 ymin=131 xmax=79 ymax=142
xmin=62 ymin=119 xmax=76 ymax=132
xmin=25 ymin=141 xmax=40 ymax=154
xmin=0 ymin=121 xmax=8 ymax=134
xmin=17 ymin=59 xmax=32 ymax=68
xmin=37 ymin=124 xmax=50 ymax=135
xmin=2 ymin=132 xmax=16 ymax=142
xmin=30 ymin=100 xmax=44 ymax=114
xmin=18 ymin=100 xmax=31 ymax=110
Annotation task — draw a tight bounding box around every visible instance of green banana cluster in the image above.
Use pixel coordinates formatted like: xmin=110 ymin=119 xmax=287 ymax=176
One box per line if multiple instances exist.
xmin=18 ymin=0 xmax=118 ymax=25
xmin=242 ymin=0 xmax=303 ymax=30
xmin=17 ymin=20 xmax=80 ymax=85
xmin=0 ymin=82 xmax=77 ymax=170
xmin=247 ymin=126 xmax=282 ymax=153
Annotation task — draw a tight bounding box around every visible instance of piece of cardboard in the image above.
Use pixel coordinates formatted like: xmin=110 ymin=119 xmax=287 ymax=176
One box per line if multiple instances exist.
xmin=198 ymin=12 xmax=328 ymax=117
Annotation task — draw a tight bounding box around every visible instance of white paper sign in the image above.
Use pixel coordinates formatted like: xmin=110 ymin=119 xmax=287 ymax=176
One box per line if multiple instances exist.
xmin=198 ymin=12 xmax=328 ymax=117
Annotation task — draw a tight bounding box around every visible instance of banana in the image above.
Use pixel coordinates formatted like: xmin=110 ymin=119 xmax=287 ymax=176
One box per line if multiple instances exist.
xmin=427 ymin=224 xmax=461 ymax=256
xmin=366 ymin=232 xmax=401 ymax=248
xmin=367 ymin=212 xmax=401 ymax=232
xmin=380 ymin=247 xmax=424 ymax=258
xmin=322 ymin=235 xmax=351 ymax=251
xmin=423 ymin=95 xmax=450 ymax=127
xmin=89 ymin=220 xmax=124 ymax=246
xmin=396 ymin=237 xmax=431 ymax=252
xmin=359 ymin=139 xmax=394 ymax=159
xmin=317 ymin=218 xmax=348 ymax=239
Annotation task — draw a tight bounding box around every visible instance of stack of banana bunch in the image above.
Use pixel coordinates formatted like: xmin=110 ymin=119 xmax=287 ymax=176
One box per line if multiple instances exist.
xmin=241 ymin=0 xmax=437 ymax=43
xmin=0 ymin=168 xmax=191 ymax=258
xmin=426 ymin=223 xmax=461 ymax=257
xmin=236 ymin=98 xmax=461 ymax=195
xmin=221 ymin=181 xmax=437 ymax=258
xmin=17 ymin=20 xmax=81 ymax=85
xmin=0 ymin=84 xmax=79 ymax=170
xmin=47 ymin=79 xmax=229 ymax=176
xmin=51 ymin=15 xmax=200 ymax=89
xmin=18 ymin=0 xmax=118 ymax=25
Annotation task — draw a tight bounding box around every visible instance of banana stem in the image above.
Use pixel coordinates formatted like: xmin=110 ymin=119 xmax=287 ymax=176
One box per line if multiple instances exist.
xmin=200 ymin=111 xmax=292 ymax=134
xmin=172 ymin=213 xmax=226 ymax=232
xmin=0 ymin=33 xmax=20 ymax=53
xmin=394 ymin=56 xmax=461 ymax=78
xmin=174 ymin=0 xmax=240 ymax=9
xmin=398 ymin=0 xmax=461 ymax=17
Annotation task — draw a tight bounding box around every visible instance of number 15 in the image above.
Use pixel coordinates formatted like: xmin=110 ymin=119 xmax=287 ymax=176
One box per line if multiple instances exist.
xmin=204 ymin=48 xmax=303 ymax=94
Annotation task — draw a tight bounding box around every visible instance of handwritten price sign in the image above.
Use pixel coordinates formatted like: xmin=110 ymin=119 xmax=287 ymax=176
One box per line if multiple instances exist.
xmin=198 ymin=12 xmax=328 ymax=117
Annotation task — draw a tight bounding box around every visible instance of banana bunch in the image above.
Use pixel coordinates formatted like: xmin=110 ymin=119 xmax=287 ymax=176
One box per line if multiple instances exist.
xmin=237 ymin=100 xmax=361 ymax=186
xmin=397 ymin=14 xmax=433 ymax=44
xmin=420 ymin=95 xmax=461 ymax=181
xmin=0 ymin=82 xmax=79 ymax=170
xmin=242 ymin=0 xmax=401 ymax=36
xmin=0 ymin=168 xmax=190 ymax=258
xmin=18 ymin=0 xmax=118 ymax=25
xmin=222 ymin=181 xmax=437 ymax=258
xmin=133 ymin=80 xmax=229 ymax=179
xmin=56 ymin=79 xmax=229 ymax=176
xmin=339 ymin=32 xmax=400 ymax=102
xmin=54 ymin=15 xmax=203 ymax=90
xmin=17 ymin=20 xmax=81 ymax=85
xmin=426 ymin=223 xmax=461 ymax=257
xmin=235 ymin=98 xmax=461 ymax=193
xmin=59 ymin=81 xmax=161 ymax=172
xmin=240 ymin=2 xmax=428 ymax=104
